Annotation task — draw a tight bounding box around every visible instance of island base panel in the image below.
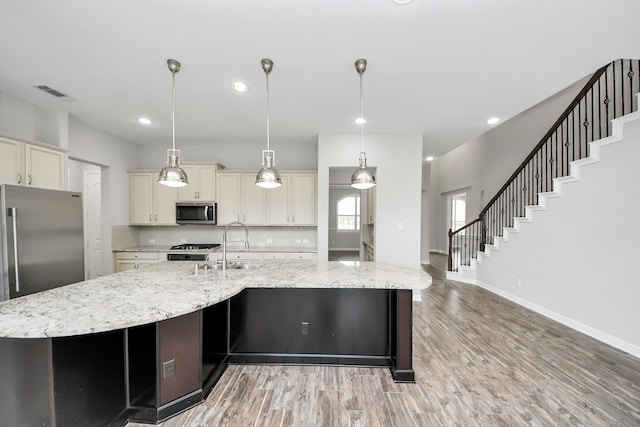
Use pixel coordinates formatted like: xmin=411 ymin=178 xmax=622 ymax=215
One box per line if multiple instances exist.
xmin=0 ymin=338 xmax=54 ymax=427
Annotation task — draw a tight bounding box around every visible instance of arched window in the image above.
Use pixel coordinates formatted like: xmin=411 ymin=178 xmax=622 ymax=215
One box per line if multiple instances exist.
xmin=337 ymin=195 xmax=360 ymax=231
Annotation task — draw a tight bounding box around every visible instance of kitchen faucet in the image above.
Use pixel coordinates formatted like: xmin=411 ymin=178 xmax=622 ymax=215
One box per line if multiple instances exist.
xmin=222 ymin=221 xmax=250 ymax=272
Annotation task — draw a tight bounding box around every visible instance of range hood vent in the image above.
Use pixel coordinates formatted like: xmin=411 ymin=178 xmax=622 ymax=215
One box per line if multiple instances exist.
xmin=33 ymin=85 xmax=75 ymax=101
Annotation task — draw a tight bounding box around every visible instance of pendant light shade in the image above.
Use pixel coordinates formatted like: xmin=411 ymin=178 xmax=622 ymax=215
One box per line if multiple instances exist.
xmin=158 ymin=59 xmax=189 ymax=188
xmin=256 ymin=58 xmax=282 ymax=189
xmin=351 ymin=58 xmax=376 ymax=190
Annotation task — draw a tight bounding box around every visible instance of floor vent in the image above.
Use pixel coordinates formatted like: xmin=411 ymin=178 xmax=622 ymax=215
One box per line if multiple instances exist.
xmin=33 ymin=85 xmax=75 ymax=101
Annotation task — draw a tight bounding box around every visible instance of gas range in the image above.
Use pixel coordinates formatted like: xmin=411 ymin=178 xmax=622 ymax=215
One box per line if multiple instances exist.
xmin=167 ymin=243 xmax=221 ymax=261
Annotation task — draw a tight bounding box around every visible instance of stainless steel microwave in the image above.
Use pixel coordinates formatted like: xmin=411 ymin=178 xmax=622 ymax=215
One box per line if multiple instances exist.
xmin=176 ymin=202 xmax=217 ymax=224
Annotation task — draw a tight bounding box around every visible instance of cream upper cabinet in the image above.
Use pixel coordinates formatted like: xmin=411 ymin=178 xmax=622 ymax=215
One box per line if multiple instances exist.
xmin=290 ymin=173 xmax=316 ymax=225
xmin=366 ymin=186 xmax=376 ymax=225
xmin=217 ymin=170 xmax=316 ymax=226
xmin=0 ymin=135 xmax=65 ymax=190
xmin=241 ymin=173 xmax=265 ymax=225
xmin=216 ymin=172 xmax=241 ymax=225
xmin=129 ymin=171 xmax=177 ymax=225
xmin=0 ymin=137 xmax=22 ymax=185
xmin=177 ymin=163 xmax=218 ymax=202
xmin=25 ymin=144 xmax=65 ymax=190
xmin=266 ymin=174 xmax=290 ymax=225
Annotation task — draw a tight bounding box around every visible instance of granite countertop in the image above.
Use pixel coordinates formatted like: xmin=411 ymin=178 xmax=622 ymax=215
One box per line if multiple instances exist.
xmin=114 ymin=245 xmax=317 ymax=253
xmin=0 ymin=261 xmax=430 ymax=339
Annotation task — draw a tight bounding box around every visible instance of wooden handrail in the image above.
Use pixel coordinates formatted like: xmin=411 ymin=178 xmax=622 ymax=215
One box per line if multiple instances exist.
xmin=448 ymin=59 xmax=639 ymax=272
xmin=479 ymin=62 xmax=609 ymax=217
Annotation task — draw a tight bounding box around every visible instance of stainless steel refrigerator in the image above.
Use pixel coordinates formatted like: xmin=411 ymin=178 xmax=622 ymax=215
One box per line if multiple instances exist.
xmin=1 ymin=184 xmax=84 ymax=301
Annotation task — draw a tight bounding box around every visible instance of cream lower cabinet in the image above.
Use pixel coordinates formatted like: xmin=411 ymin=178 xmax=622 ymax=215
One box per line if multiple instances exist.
xmin=0 ymin=135 xmax=65 ymax=190
xmin=115 ymin=252 xmax=161 ymax=272
xmin=129 ymin=172 xmax=177 ymax=225
xmin=177 ymin=163 xmax=218 ymax=202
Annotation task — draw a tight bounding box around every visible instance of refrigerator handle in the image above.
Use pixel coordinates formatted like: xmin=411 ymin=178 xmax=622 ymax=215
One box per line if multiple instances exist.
xmin=8 ymin=207 xmax=20 ymax=293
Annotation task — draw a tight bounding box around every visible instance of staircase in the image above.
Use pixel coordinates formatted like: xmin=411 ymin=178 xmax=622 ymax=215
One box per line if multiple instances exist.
xmin=447 ymin=59 xmax=640 ymax=284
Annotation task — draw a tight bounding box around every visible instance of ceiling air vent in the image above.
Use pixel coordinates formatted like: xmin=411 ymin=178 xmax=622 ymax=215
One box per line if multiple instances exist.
xmin=33 ymin=85 xmax=75 ymax=101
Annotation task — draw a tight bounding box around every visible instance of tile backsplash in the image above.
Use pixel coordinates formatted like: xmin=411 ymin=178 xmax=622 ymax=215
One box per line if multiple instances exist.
xmin=113 ymin=225 xmax=317 ymax=250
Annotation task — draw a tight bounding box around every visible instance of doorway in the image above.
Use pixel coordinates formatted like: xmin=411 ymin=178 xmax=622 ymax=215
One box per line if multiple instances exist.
xmin=328 ymin=167 xmax=375 ymax=262
xmin=67 ymin=159 xmax=103 ymax=279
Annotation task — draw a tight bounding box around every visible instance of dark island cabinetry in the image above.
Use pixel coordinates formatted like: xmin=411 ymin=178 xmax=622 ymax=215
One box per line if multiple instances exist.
xmin=0 ymin=287 xmax=414 ymax=426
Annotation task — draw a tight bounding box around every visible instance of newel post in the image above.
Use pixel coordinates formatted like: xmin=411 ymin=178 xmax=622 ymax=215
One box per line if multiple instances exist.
xmin=447 ymin=228 xmax=453 ymax=271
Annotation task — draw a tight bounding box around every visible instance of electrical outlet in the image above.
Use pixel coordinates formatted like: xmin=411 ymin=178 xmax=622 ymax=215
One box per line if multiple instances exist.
xmin=148 ymin=238 xmax=156 ymax=245
xmin=301 ymin=322 xmax=309 ymax=335
xmin=162 ymin=359 xmax=176 ymax=379
xmin=295 ymin=239 xmax=301 ymax=244
xmin=516 ymin=278 xmax=522 ymax=288
xmin=302 ymin=239 xmax=309 ymax=244
xmin=180 ymin=238 xmax=187 ymax=244
xmin=266 ymin=238 xmax=273 ymax=244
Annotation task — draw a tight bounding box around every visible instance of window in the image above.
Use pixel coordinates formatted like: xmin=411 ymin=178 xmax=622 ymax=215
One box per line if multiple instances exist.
xmin=450 ymin=193 xmax=466 ymax=232
xmin=337 ymin=195 xmax=361 ymax=231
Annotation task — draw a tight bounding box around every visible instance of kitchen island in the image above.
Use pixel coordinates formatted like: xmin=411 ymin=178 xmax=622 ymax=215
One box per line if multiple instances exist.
xmin=0 ymin=261 xmax=431 ymax=426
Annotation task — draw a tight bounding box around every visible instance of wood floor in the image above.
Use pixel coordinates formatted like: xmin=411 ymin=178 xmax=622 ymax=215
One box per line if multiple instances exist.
xmin=128 ymin=253 xmax=640 ymax=426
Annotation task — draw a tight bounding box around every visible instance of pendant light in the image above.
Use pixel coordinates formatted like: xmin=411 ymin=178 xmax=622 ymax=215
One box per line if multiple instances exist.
xmin=158 ymin=59 xmax=189 ymax=187
xmin=351 ymin=59 xmax=376 ymax=190
xmin=255 ymin=58 xmax=282 ymax=189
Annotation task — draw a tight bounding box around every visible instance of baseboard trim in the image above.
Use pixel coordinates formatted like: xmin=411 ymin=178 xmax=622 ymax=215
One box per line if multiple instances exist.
xmin=476 ymin=280 xmax=640 ymax=359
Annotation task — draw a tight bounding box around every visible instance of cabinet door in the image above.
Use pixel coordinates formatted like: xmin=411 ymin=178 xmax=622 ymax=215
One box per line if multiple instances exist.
xmin=130 ymin=173 xmax=154 ymax=225
xmin=291 ymin=173 xmax=316 ymax=225
xmin=198 ymin=165 xmax=216 ymax=201
xmin=177 ymin=165 xmax=199 ymax=201
xmin=153 ymin=179 xmax=177 ymax=225
xmin=241 ymin=173 xmax=265 ymax=225
xmin=367 ymin=187 xmax=376 ymax=224
xmin=217 ymin=173 xmax=241 ymax=225
xmin=0 ymin=138 xmax=22 ymax=185
xmin=266 ymin=174 xmax=290 ymax=225
xmin=25 ymin=144 xmax=65 ymax=190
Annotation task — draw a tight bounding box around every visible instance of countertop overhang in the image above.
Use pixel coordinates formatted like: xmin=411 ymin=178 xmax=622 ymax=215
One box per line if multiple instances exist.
xmin=0 ymin=261 xmax=431 ymax=339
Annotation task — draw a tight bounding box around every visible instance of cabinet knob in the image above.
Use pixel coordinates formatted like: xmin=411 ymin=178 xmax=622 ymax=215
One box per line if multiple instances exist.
xmin=149 ymin=214 xmax=153 ymax=222
xmin=27 ymin=175 xmax=32 ymax=185
xmin=17 ymin=173 xmax=22 ymax=184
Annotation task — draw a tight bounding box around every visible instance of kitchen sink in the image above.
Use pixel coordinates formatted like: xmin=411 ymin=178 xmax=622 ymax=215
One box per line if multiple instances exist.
xmin=197 ymin=260 xmax=263 ymax=271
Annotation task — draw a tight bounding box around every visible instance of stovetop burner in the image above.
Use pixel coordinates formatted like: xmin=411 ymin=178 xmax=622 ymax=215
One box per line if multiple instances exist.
xmin=169 ymin=243 xmax=221 ymax=250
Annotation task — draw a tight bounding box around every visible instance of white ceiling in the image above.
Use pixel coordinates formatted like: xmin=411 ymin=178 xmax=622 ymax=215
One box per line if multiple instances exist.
xmin=1 ymin=0 xmax=639 ymax=160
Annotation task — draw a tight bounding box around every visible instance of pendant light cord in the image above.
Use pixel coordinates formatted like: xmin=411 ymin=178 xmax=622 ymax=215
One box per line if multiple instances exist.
xmin=172 ymin=70 xmax=177 ymax=152
xmin=265 ymin=70 xmax=271 ymax=153
xmin=360 ymin=72 xmax=364 ymax=154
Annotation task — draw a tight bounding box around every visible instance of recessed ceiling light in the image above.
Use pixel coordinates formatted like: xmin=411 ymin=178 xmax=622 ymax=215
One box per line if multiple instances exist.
xmin=392 ymin=0 xmax=414 ymax=4
xmin=354 ymin=117 xmax=367 ymax=125
xmin=425 ymin=156 xmax=434 ymax=162
xmin=487 ymin=117 xmax=500 ymax=125
xmin=231 ymin=81 xmax=248 ymax=92
xmin=137 ymin=117 xmax=153 ymax=125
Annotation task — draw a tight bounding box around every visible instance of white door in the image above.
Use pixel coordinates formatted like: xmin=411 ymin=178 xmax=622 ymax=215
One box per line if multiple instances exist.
xmin=84 ymin=169 xmax=103 ymax=279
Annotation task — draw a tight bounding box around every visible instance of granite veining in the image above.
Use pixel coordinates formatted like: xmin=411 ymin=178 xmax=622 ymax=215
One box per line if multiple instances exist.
xmin=0 ymin=261 xmax=430 ymax=339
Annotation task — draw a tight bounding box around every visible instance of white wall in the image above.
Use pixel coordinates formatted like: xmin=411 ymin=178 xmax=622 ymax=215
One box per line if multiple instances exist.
xmin=429 ymin=76 xmax=589 ymax=252
xmin=476 ymin=114 xmax=640 ymax=356
xmin=318 ymin=133 xmax=423 ymax=269
xmin=68 ymin=116 xmax=139 ymax=273
xmin=137 ymin=141 xmax=317 ymax=170
xmin=0 ymin=92 xmax=68 ymax=147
